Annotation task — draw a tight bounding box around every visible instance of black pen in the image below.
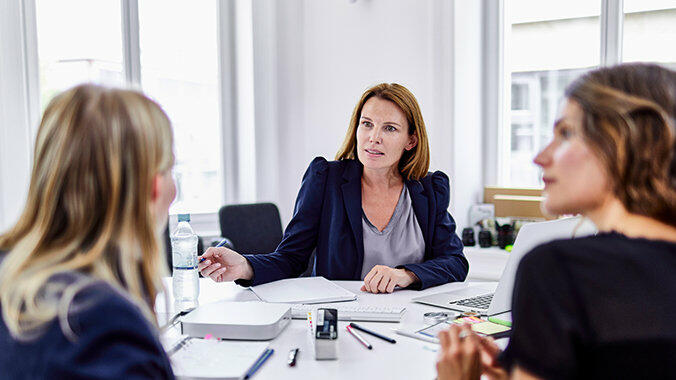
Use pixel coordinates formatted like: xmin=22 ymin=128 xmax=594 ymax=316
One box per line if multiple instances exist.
xmin=198 ymin=238 xmax=229 ymax=263
xmin=287 ymin=348 xmax=299 ymax=367
xmin=349 ymin=323 xmax=397 ymax=344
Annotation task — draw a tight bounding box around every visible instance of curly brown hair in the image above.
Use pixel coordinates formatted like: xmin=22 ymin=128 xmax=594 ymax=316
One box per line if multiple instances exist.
xmin=565 ymin=63 xmax=676 ymax=226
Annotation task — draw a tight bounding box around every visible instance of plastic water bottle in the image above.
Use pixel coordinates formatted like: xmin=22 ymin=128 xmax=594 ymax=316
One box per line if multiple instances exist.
xmin=171 ymin=214 xmax=199 ymax=311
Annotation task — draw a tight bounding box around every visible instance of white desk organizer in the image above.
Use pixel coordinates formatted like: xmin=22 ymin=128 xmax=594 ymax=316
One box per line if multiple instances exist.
xmin=307 ymin=308 xmax=338 ymax=360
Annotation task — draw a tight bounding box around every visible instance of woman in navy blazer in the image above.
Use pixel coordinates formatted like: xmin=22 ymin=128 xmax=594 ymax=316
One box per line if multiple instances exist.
xmin=200 ymin=83 xmax=468 ymax=291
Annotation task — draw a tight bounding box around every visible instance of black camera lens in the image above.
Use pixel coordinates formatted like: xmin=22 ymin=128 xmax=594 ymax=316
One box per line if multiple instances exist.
xmin=461 ymin=227 xmax=475 ymax=246
xmin=478 ymin=230 xmax=492 ymax=248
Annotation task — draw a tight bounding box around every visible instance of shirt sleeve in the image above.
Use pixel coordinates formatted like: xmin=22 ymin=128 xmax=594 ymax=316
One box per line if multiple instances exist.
xmin=499 ymin=244 xmax=585 ymax=379
xmin=50 ymin=286 xmax=174 ymax=379
xmin=399 ymin=171 xmax=469 ymax=289
xmin=237 ymin=157 xmax=329 ymax=286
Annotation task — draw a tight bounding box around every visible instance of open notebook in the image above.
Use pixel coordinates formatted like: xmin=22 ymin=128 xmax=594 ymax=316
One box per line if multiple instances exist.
xmin=168 ymin=337 xmax=269 ymax=380
xmin=250 ymin=276 xmax=357 ymax=304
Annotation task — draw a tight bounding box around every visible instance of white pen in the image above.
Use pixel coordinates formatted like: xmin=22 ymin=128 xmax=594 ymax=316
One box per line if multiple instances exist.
xmin=346 ymin=325 xmax=372 ymax=349
xmin=394 ymin=328 xmax=440 ymax=344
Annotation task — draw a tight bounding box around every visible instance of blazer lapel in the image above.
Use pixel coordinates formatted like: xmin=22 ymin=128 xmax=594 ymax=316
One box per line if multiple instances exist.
xmin=341 ymin=161 xmax=364 ymax=278
xmin=407 ymin=179 xmax=429 ymax=247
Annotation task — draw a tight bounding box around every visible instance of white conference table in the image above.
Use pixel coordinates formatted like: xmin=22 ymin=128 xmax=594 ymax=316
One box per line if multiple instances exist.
xmin=156 ymin=278 xmax=498 ymax=380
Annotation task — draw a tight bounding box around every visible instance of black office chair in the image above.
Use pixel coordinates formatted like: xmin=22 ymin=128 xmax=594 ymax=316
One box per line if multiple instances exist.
xmin=218 ymin=203 xmax=283 ymax=254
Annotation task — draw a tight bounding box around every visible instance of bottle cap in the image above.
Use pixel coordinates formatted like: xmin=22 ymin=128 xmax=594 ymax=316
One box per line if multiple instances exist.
xmin=178 ymin=214 xmax=191 ymax=222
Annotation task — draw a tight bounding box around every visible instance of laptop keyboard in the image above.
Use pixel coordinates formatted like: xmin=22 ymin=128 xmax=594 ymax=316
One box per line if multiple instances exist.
xmin=450 ymin=294 xmax=493 ymax=310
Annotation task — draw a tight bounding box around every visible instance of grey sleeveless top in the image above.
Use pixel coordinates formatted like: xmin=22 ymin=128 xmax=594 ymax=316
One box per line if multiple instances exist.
xmin=360 ymin=185 xmax=425 ymax=279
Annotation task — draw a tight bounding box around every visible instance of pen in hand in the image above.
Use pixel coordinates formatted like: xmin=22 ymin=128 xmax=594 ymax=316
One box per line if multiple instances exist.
xmin=198 ymin=238 xmax=229 ymax=263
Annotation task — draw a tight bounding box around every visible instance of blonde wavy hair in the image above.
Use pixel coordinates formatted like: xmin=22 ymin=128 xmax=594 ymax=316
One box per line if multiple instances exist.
xmin=0 ymin=84 xmax=174 ymax=340
xmin=335 ymin=83 xmax=430 ymax=180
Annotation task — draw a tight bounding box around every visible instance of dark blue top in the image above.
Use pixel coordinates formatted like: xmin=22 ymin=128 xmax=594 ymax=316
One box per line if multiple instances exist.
xmin=0 ymin=272 xmax=174 ymax=379
xmin=240 ymin=157 xmax=468 ymax=290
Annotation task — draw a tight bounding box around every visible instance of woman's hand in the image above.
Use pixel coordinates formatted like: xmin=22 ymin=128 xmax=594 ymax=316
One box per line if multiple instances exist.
xmin=436 ymin=324 xmax=508 ymax=380
xmin=197 ymin=247 xmax=254 ymax=282
xmin=477 ymin=335 xmax=509 ymax=380
xmin=360 ymin=265 xmax=418 ymax=293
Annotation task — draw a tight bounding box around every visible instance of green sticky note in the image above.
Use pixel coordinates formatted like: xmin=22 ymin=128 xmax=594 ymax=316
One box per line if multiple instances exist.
xmin=471 ymin=321 xmax=510 ymax=335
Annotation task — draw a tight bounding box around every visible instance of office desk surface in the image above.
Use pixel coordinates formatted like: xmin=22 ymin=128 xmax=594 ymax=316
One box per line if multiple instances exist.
xmin=156 ymin=278 xmax=497 ymax=380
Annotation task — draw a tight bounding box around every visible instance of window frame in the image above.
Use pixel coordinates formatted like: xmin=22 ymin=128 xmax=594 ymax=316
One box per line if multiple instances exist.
xmin=20 ymin=0 xmax=240 ymax=237
xmin=486 ymin=0 xmax=624 ymax=188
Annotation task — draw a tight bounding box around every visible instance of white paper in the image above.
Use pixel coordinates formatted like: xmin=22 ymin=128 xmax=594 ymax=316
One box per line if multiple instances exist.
xmin=250 ymin=277 xmax=357 ymax=304
xmin=170 ymin=338 xmax=269 ymax=380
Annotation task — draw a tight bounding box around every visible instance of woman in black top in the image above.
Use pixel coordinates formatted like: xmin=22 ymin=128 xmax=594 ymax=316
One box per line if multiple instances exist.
xmin=436 ymin=63 xmax=676 ymax=380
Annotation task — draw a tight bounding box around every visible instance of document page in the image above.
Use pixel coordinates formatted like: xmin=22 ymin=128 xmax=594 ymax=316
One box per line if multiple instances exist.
xmin=251 ymin=276 xmax=357 ymax=304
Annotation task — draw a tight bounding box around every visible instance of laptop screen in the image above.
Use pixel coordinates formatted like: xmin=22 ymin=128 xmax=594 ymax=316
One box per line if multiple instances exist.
xmin=487 ymin=216 xmax=596 ymax=315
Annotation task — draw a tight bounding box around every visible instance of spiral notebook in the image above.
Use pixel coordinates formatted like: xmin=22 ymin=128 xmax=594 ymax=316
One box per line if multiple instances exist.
xmin=167 ymin=337 xmax=269 ymax=380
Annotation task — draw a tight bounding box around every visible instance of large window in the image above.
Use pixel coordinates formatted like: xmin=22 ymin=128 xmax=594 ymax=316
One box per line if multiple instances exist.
xmin=504 ymin=0 xmax=600 ymax=187
xmin=501 ymin=0 xmax=676 ymax=188
xmin=622 ymin=0 xmax=676 ymax=66
xmin=34 ymin=0 xmax=226 ymax=216
xmin=36 ymin=0 xmax=124 ymax=110
xmin=138 ymin=1 xmax=222 ymax=214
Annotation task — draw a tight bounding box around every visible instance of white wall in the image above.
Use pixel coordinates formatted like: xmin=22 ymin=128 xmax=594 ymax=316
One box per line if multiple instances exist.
xmin=251 ymin=0 xmax=485 ymax=231
xmin=0 ymin=0 xmax=39 ymax=233
xmin=452 ymin=1 xmax=485 ymax=229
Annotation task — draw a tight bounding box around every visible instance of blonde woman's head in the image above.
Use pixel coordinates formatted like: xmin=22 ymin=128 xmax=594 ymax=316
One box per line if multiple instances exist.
xmin=0 ymin=84 xmax=175 ymax=339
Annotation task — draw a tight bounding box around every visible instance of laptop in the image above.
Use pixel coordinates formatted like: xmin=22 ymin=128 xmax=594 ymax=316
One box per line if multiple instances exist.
xmin=412 ymin=216 xmax=596 ymax=316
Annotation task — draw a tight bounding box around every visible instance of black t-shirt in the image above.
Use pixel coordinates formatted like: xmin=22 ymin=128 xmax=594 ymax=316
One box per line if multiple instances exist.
xmin=500 ymin=232 xmax=676 ymax=379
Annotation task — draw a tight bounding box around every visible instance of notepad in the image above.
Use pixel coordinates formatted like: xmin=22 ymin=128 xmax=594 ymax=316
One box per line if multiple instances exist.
xmin=449 ymin=317 xmax=511 ymax=335
xmin=168 ymin=337 xmax=269 ymax=380
xmin=407 ymin=317 xmax=511 ymax=343
xmin=250 ymin=276 xmax=357 ymax=304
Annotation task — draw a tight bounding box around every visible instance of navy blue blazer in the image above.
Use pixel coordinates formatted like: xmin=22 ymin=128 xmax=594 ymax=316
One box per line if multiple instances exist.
xmin=0 ymin=272 xmax=174 ymax=379
xmin=241 ymin=157 xmax=468 ymax=290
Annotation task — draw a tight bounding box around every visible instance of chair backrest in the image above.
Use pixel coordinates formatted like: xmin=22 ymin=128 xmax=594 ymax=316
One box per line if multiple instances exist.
xmin=218 ymin=203 xmax=283 ymax=254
